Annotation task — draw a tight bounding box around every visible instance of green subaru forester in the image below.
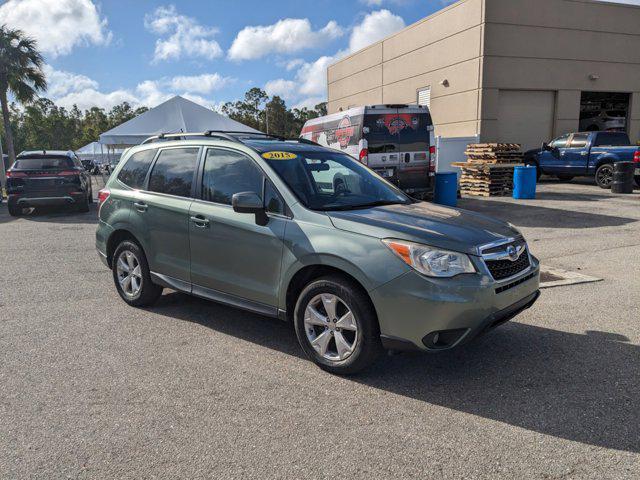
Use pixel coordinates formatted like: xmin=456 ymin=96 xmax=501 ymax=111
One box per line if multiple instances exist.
xmin=96 ymin=132 xmax=540 ymax=374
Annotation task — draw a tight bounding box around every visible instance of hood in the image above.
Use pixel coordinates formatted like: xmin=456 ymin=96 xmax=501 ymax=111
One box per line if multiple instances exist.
xmin=327 ymin=202 xmax=521 ymax=255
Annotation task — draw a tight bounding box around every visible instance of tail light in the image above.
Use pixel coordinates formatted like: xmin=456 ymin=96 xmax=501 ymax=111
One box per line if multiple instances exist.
xmin=634 ymin=150 xmax=640 ymax=164
xmin=6 ymin=171 xmax=27 ymax=178
xmin=429 ymin=146 xmax=437 ymax=173
xmin=359 ymin=148 xmax=369 ymax=166
xmin=58 ymin=170 xmax=79 ymax=177
xmin=97 ymin=188 xmax=110 ymax=215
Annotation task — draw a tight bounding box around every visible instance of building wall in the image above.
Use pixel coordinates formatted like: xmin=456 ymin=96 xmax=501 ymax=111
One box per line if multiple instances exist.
xmin=327 ymin=0 xmax=485 ymax=138
xmin=481 ymin=0 xmax=640 ymax=145
xmin=328 ymin=0 xmax=640 ymax=145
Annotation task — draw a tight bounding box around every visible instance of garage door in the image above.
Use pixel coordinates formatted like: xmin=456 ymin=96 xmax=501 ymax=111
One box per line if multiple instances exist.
xmin=498 ymin=90 xmax=555 ymax=151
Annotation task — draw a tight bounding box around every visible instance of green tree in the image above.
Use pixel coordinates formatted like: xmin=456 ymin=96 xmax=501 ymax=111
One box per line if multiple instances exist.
xmin=0 ymin=25 xmax=47 ymax=164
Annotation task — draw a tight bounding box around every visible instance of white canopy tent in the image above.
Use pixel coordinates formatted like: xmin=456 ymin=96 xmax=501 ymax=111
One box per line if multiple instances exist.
xmin=76 ymin=141 xmax=125 ymax=165
xmin=99 ymin=95 xmax=260 ymax=148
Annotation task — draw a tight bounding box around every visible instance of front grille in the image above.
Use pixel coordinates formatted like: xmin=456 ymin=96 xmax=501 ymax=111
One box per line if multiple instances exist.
xmin=486 ymin=251 xmax=531 ymax=281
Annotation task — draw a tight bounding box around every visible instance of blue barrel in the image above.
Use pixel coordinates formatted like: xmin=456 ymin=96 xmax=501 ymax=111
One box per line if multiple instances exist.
xmin=513 ymin=165 xmax=537 ymax=199
xmin=434 ymin=172 xmax=458 ymax=207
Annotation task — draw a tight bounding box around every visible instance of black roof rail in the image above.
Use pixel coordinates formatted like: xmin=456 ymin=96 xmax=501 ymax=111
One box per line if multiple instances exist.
xmin=206 ymin=130 xmax=287 ymax=142
xmin=141 ymin=131 xmax=245 ymax=145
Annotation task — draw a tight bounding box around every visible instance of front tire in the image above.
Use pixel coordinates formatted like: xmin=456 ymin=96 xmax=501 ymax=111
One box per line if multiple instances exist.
xmin=112 ymin=240 xmax=162 ymax=307
xmin=293 ymin=275 xmax=382 ymax=375
xmin=595 ymin=164 xmax=614 ymax=189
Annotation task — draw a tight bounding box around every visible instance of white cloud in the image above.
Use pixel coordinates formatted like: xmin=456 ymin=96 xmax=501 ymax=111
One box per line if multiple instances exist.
xmin=169 ymin=74 xmax=234 ymax=94
xmin=228 ymin=18 xmax=343 ymax=61
xmin=45 ymin=67 xmax=231 ymax=111
xmin=144 ymin=5 xmax=223 ymax=63
xmin=264 ymin=10 xmax=405 ymax=109
xmin=0 ymin=0 xmax=111 ymax=57
xmin=348 ymin=9 xmax=405 ymax=53
xmin=264 ymin=79 xmax=298 ymax=101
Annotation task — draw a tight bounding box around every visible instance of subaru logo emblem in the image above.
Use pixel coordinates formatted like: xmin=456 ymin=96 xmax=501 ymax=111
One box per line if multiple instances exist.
xmin=507 ymin=245 xmax=518 ymax=261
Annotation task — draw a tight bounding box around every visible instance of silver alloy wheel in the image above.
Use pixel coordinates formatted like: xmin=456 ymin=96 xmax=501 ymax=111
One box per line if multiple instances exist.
xmin=116 ymin=250 xmax=143 ymax=298
xmin=304 ymin=293 xmax=358 ymax=362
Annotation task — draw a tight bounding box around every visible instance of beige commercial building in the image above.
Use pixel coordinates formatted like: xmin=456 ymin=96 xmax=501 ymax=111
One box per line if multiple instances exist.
xmin=327 ymin=0 xmax=640 ymax=150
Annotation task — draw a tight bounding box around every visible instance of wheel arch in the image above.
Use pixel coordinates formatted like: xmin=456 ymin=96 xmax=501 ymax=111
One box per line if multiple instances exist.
xmin=283 ymin=264 xmax=377 ymax=324
xmin=106 ymin=229 xmax=143 ymax=268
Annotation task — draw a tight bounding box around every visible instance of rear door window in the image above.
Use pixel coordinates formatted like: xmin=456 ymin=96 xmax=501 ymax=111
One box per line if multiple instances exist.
xmin=117 ymin=149 xmax=158 ymax=189
xmin=568 ymin=134 xmax=590 ymax=149
xmin=363 ymin=114 xmax=399 ymax=154
xmin=148 ymin=147 xmax=199 ymax=197
xmin=594 ymin=133 xmax=631 ymax=147
xmin=201 ymin=148 xmax=263 ymax=205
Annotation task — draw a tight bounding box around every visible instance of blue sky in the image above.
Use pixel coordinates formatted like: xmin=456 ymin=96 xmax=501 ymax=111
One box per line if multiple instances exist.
xmin=0 ymin=0 xmax=636 ymax=112
xmin=0 ymin=0 xmax=456 ymax=111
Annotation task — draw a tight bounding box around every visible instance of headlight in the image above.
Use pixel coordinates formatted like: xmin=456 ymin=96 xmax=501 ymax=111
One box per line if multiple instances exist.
xmin=383 ymin=239 xmax=476 ymax=278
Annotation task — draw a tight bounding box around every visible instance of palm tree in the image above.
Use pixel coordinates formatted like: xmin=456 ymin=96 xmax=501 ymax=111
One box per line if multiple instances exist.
xmin=0 ymin=25 xmax=47 ymax=166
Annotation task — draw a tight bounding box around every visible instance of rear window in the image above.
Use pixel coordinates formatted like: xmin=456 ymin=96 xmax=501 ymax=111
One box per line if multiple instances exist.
xmin=12 ymin=156 xmax=74 ymax=170
xmin=117 ymin=149 xmax=157 ymax=189
xmin=594 ymin=132 xmax=631 ymax=147
xmin=364 ymin=113 xmax=431 ymax=153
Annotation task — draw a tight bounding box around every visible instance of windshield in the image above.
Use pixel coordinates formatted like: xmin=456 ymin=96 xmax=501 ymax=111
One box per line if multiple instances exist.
xmin=263 ymin=150 xmax=412 ymax=211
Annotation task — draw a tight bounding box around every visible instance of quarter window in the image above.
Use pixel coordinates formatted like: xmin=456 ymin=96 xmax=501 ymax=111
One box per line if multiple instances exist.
xmin=117 ymin=149 xmax=157 ymax=189
xmin=264 ymin=180 xmax=285 ymax=215
xmin=148 ymin=148 xmax=198 ymax=197
xmin=202 ymin=148 xmax=263 ymax=205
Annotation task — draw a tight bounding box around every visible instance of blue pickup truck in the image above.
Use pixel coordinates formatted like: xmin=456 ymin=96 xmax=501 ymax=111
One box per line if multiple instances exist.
xmin=524 ymin=131 xmax=640 ymax=189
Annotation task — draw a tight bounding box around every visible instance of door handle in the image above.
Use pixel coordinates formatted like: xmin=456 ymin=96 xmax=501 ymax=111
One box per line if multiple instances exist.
xmin=190 ymin=215 xmax=210 ymax=228
xmin=133 ymin=202 xmax=148 ymax=212
xmin=581 ymin=152 xmax=588 ymax=156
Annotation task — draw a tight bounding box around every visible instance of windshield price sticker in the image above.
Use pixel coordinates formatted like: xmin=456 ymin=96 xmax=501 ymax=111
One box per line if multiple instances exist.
xmin=262 ymin=151 xmax=297 ymax=160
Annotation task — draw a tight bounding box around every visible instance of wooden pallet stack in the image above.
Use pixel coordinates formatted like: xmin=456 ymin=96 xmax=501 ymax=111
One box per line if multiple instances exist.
xmin=452 ymin=143 xmax=524 ymax=197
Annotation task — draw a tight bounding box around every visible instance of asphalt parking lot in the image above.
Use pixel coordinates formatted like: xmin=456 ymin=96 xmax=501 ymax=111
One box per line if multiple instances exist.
xmin=1 ymin=178 xmax=639 ymax=479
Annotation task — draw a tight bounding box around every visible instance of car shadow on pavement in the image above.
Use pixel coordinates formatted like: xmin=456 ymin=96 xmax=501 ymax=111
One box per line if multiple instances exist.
xmin=152 ymin=291 xmax=639 ymax=454
xmin=0 ymin=204 xmax=98 ymax=225
xmin=458 ymin=198 xmax=637 ymax=229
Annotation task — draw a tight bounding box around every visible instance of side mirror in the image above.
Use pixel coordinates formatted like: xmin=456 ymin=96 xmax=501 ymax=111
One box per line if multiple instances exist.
xmin=232 ymin=191 xmax=268 ymax=226
xmin=542 ymin=142 xmax=550 ymax=151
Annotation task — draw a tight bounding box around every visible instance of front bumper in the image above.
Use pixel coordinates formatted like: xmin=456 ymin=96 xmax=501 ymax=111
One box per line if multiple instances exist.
xmin=370 ymin=258 xmax=540 ymax=351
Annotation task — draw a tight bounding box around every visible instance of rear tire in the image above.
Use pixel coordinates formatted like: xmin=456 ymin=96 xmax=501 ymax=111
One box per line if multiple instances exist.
xmin=78 ymin=192 xmax=90 ymax=212
xmin=8 ymin=199 xmax=21 ymax=217
xmin=112 ymin=240 xmax=163 ymax=307
xmin=293 ymin=275 xmax=382 ymax=375
xmin=595 ymin=164 xmax=614 ymax=189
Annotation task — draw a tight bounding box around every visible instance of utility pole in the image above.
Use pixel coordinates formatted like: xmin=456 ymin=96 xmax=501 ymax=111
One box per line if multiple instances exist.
xmin=0 ymin=132 xmax=5 ymax=200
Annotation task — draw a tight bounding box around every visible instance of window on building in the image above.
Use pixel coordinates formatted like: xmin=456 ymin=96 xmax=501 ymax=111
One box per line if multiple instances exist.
xmin=148 ymin=148 xmax=198 ymax=197
xmin=417 ymin=87 xmax=431 ymax=108
xmin=118 ymin=149 xmax=157 ymax=190
xmin=202 ymin=148 xmax=263 ymax=205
